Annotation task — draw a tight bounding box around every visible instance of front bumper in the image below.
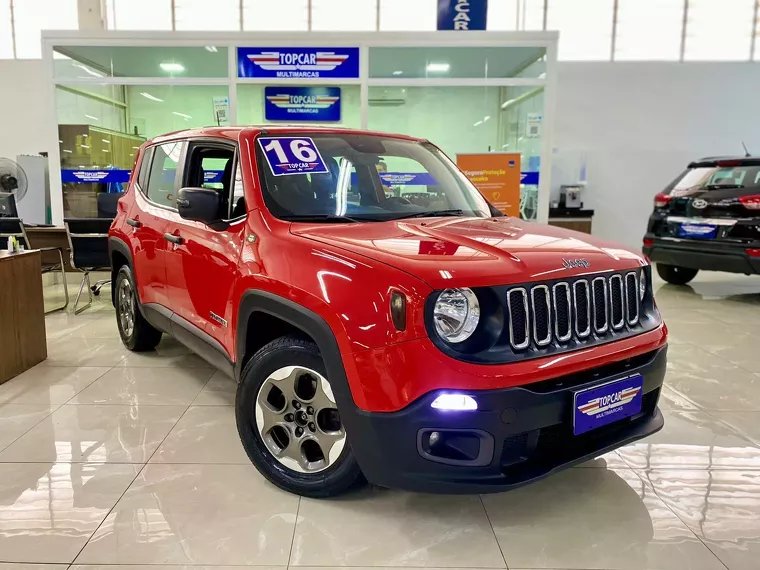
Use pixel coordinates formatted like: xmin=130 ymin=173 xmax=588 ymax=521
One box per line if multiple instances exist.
xmin=644 ymin=237 xmax=760 ymax=274
xmin=347 ymin=346 xmax=666 ymax=494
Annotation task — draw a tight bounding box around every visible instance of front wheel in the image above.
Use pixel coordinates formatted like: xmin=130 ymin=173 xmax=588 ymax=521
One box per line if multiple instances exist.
xmin=656 ymin=263 xmax=699 ymax=285
xmin=236 ymin=335 xmax=363 ymax=497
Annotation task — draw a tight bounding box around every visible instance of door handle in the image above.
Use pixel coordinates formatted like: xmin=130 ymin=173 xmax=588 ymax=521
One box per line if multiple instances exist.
xmin=126 ymin=218 xmax=142 ymax=228
xmin=164 ymin=233 xmax=184 ymax=245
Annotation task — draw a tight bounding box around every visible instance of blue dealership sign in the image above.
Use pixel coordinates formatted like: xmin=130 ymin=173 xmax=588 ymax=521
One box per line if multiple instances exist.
xmin=521 ymin=171 xmax=540 ymax=185
xmin=265 ymin=86 xmax=341 ymax=122
xmin=437 ymin=0 xmax=488 ymax=31
xmin=238 ymin=47 xmax=360 ymax=79
xmin=61 ymin=169 xmax=132 ymax=183
xmin=258 ymin=136 xmax=329 ymax=176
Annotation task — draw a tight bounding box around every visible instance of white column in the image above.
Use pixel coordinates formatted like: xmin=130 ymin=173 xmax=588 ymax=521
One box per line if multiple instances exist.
xmin=78 ymin=0 xmax=105 ymax=30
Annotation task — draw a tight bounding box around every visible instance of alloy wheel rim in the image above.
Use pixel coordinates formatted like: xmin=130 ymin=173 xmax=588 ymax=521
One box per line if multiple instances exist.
xmin=254 ymin=365 xmax=346 ymax=474
xmin=118 ymin=278 xmax=135 ymax=338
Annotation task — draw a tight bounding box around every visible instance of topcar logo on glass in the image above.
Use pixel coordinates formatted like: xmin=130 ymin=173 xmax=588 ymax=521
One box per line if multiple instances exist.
xmin=238 ymin=47 xmax=360 ymax=79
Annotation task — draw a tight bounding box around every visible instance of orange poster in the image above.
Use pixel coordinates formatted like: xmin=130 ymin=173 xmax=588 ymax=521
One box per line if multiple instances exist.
xmin=456 ymin=153 xmax=521 ymax=217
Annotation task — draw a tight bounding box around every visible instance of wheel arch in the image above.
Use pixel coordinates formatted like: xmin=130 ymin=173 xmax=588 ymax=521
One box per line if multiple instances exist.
xmin=108 ymin=236 xmax=133 ymax=306
xmin=235 ymin=290 xmax=356 ymax=408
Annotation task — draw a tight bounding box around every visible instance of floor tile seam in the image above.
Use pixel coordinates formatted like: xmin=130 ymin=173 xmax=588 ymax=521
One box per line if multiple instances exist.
xmin=286 ymin=496 xmax=302 ymax=568
xmin=698 ymin=409 xmax=760 ymax=447
xmin=623 ymin=467 xmax=732 ymax=570
xmin=478 ymin=494 xmax=510 ymax=569
xmin=69 ymin=403 xmax=195 ymax=566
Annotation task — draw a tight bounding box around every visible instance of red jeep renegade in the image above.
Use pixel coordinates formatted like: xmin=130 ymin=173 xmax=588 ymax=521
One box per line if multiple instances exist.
xmin=109 ymin=126 xmax=667 ymax=497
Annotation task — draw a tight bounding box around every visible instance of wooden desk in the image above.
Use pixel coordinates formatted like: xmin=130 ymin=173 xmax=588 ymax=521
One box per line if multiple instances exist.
xmin=0 ymin=250 xmax=47 ymax=384
xmin=24 ymin=226 xmax=74 ymax=271
xmin=548 ymin=208 xmax=594 ymax=234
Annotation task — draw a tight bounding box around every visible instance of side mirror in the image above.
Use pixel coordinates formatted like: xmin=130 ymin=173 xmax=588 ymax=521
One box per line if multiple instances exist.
xmin=177 ymin=187 xmax=226 ymax=229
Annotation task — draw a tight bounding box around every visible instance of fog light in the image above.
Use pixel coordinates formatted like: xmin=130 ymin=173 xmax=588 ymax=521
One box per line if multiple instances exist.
xmin=431 ymin=394 xmax=477 ymax=411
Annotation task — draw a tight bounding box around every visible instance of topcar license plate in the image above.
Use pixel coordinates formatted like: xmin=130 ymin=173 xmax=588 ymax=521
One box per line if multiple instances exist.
xmin=678 ymin=223 xmax=717 ymax=239
xmin=573 ymin=374 xmax=644 ymax=436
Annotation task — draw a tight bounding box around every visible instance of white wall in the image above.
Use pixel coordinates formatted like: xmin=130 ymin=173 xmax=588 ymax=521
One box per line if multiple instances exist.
xmin=554 ymin=62 xmax=760 ymax=248
xmin=0 ymin=60 xmax=51 ymax=159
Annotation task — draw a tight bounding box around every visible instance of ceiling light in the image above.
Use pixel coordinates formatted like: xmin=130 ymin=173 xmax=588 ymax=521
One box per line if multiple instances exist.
xmin=62 ymin=149 xmax=72 ymax=153
xmin=58 ymin=139 xmax=63 ymax=143
xmin=501 ymin=98 xmax=517 ymax=109
xmin=392 ymin=70 xmax=403 ymax=76
xmin=103 ymin=149 xmax=110 ymax=153
xmin=483 ymin=116 xmax=491 ymax=122
xmin=172 ymin=111 xmax=192 ymax=120
xmin=102 ymin=139 xmax=111 ymax=144
xmin=160 ymin=62 xmax=185 ymax=73
xmin=426 ymin=62 xmax=450 ymax=73
xmin=473 ymin=120 xmax=483 ymax=127
xmin=140 ymin=92 xmax=164 ymax=102
xmin=80 ymin=144 xmax=90 ymax=149
xmin=84 ymin=114 xmax=99 ymax=121
xmin=205 ymin=45 xmax=218 ymax=52
xmin=132 ymin=146 xmax=140 ymax=150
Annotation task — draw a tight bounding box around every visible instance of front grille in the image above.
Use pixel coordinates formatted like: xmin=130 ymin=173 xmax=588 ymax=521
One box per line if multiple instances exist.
xmin=531 ymin=285 xmax=551 ymax=346
xmin=553 ymin=283 xmax=572 ymax=342
xmin=506 ymin=288 xmax=529 ymax=349
xmin=609 ymin=275 xmax=624 ymax=330
xmin=625 ymin=272 xmax=639 ymax=324
xmin=506 ymin=271 xmax=644 ymax=352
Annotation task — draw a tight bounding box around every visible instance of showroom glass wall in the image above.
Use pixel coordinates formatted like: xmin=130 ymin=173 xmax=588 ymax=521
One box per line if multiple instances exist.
xmin=43 ymin=31 xmax=557 ymax=224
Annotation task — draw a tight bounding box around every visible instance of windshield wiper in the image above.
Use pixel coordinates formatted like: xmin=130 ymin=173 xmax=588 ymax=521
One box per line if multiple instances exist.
xmin=280 ymin=214 xmax=367 ymax=223
xmin=704 ymin=184 xmax=744 ymax=189
xmin=390 ymin=209 xmax=465 ymax=220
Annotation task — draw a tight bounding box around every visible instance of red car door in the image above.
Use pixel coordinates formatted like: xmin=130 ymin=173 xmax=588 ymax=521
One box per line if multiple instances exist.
xmin=127 ymin=142 xmax=184 ymax=308
xmin=163 ymin=139 xmax=245 ymax=356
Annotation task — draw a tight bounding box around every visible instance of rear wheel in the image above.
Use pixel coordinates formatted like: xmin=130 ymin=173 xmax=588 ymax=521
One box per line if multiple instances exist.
xmin=656 ymin=263 xmax=699 ymax=285
xmin=236 ymin=335 xmax=363 ymax=497
xmin=114 ymin=265 xmax=162 ymax=351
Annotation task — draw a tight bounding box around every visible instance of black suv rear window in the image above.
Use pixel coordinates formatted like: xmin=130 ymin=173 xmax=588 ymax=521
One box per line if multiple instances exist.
xmin=664 ymin=164 xmax=760 ymax=196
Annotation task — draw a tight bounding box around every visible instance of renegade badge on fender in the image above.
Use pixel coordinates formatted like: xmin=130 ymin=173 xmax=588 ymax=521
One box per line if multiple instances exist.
xmin=109 ymin=126 xmax=667 ymax=497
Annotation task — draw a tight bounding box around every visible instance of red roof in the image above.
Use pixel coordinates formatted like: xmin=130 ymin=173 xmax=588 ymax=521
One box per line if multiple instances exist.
xmin=148 ymin=125 xmax=426 ymax=145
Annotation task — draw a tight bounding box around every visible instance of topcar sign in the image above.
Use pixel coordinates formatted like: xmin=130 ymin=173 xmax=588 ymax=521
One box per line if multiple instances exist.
xmin=437 ymin=0 xmax=488 ymax=31
xmin=238 ymin=47 xmax=360 ymax=79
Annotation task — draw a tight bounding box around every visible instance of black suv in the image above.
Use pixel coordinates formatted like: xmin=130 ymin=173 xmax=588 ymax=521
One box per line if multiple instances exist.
xmin=643 ymin=156 xmax=760 ymax=285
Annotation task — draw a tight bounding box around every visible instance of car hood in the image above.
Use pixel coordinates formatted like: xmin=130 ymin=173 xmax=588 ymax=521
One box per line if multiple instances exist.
xmin=291 ymin=216 xmax=647 ymax=289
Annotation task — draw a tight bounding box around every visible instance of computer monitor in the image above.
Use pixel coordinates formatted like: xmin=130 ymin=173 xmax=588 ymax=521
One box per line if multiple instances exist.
xmin=0 ymin=192 xmax=18 ymax=218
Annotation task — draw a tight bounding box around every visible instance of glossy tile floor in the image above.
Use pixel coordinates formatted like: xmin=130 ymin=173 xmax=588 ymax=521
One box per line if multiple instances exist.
xmin=2 ymin=273 xmax=760 ymax=569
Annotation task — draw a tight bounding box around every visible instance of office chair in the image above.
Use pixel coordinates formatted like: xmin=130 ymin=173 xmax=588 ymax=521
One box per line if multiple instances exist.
xmin=97 ymin=192 xmax=121 ymax=218
xmin=0 ymin=217 xmax=69 ymax=313
xmin=64 ymin=218 xmax=112 ymax=314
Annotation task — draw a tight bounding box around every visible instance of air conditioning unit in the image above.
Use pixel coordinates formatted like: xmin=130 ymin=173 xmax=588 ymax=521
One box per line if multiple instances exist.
xmin=368 ymin=87 xmax=407 ymax=107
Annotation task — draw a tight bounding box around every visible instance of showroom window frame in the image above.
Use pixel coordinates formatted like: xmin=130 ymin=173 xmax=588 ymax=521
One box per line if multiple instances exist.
xmin=43 ymin=30 xmax=558 ymax=226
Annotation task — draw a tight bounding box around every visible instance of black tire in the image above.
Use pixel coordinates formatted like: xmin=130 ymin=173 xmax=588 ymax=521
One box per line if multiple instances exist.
xmin=656 ymin=263 xmax=699 ymax=285
xmin=236 ymin=335 xmax=363 ymax=497
xmin=114 ymin=265 xmax=162 ymax=351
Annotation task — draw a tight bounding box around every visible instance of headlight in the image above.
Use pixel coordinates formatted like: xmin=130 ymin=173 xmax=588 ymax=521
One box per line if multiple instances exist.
xmin=433 ymin=288 xmax=480 ymax=343
xmin=639 ymin=271 xmax=647 ymax=300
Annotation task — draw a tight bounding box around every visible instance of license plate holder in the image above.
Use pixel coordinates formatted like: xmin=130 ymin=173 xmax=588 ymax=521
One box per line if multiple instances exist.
xmin=678 ymin=223 xmax=717 ymax=239
xmin=573 ymin=374 xmax=644 ymax=436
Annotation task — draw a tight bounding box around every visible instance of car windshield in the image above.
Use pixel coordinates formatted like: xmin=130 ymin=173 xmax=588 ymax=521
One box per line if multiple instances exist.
xmin=256 ymin=133 xmax=492 ymax=222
